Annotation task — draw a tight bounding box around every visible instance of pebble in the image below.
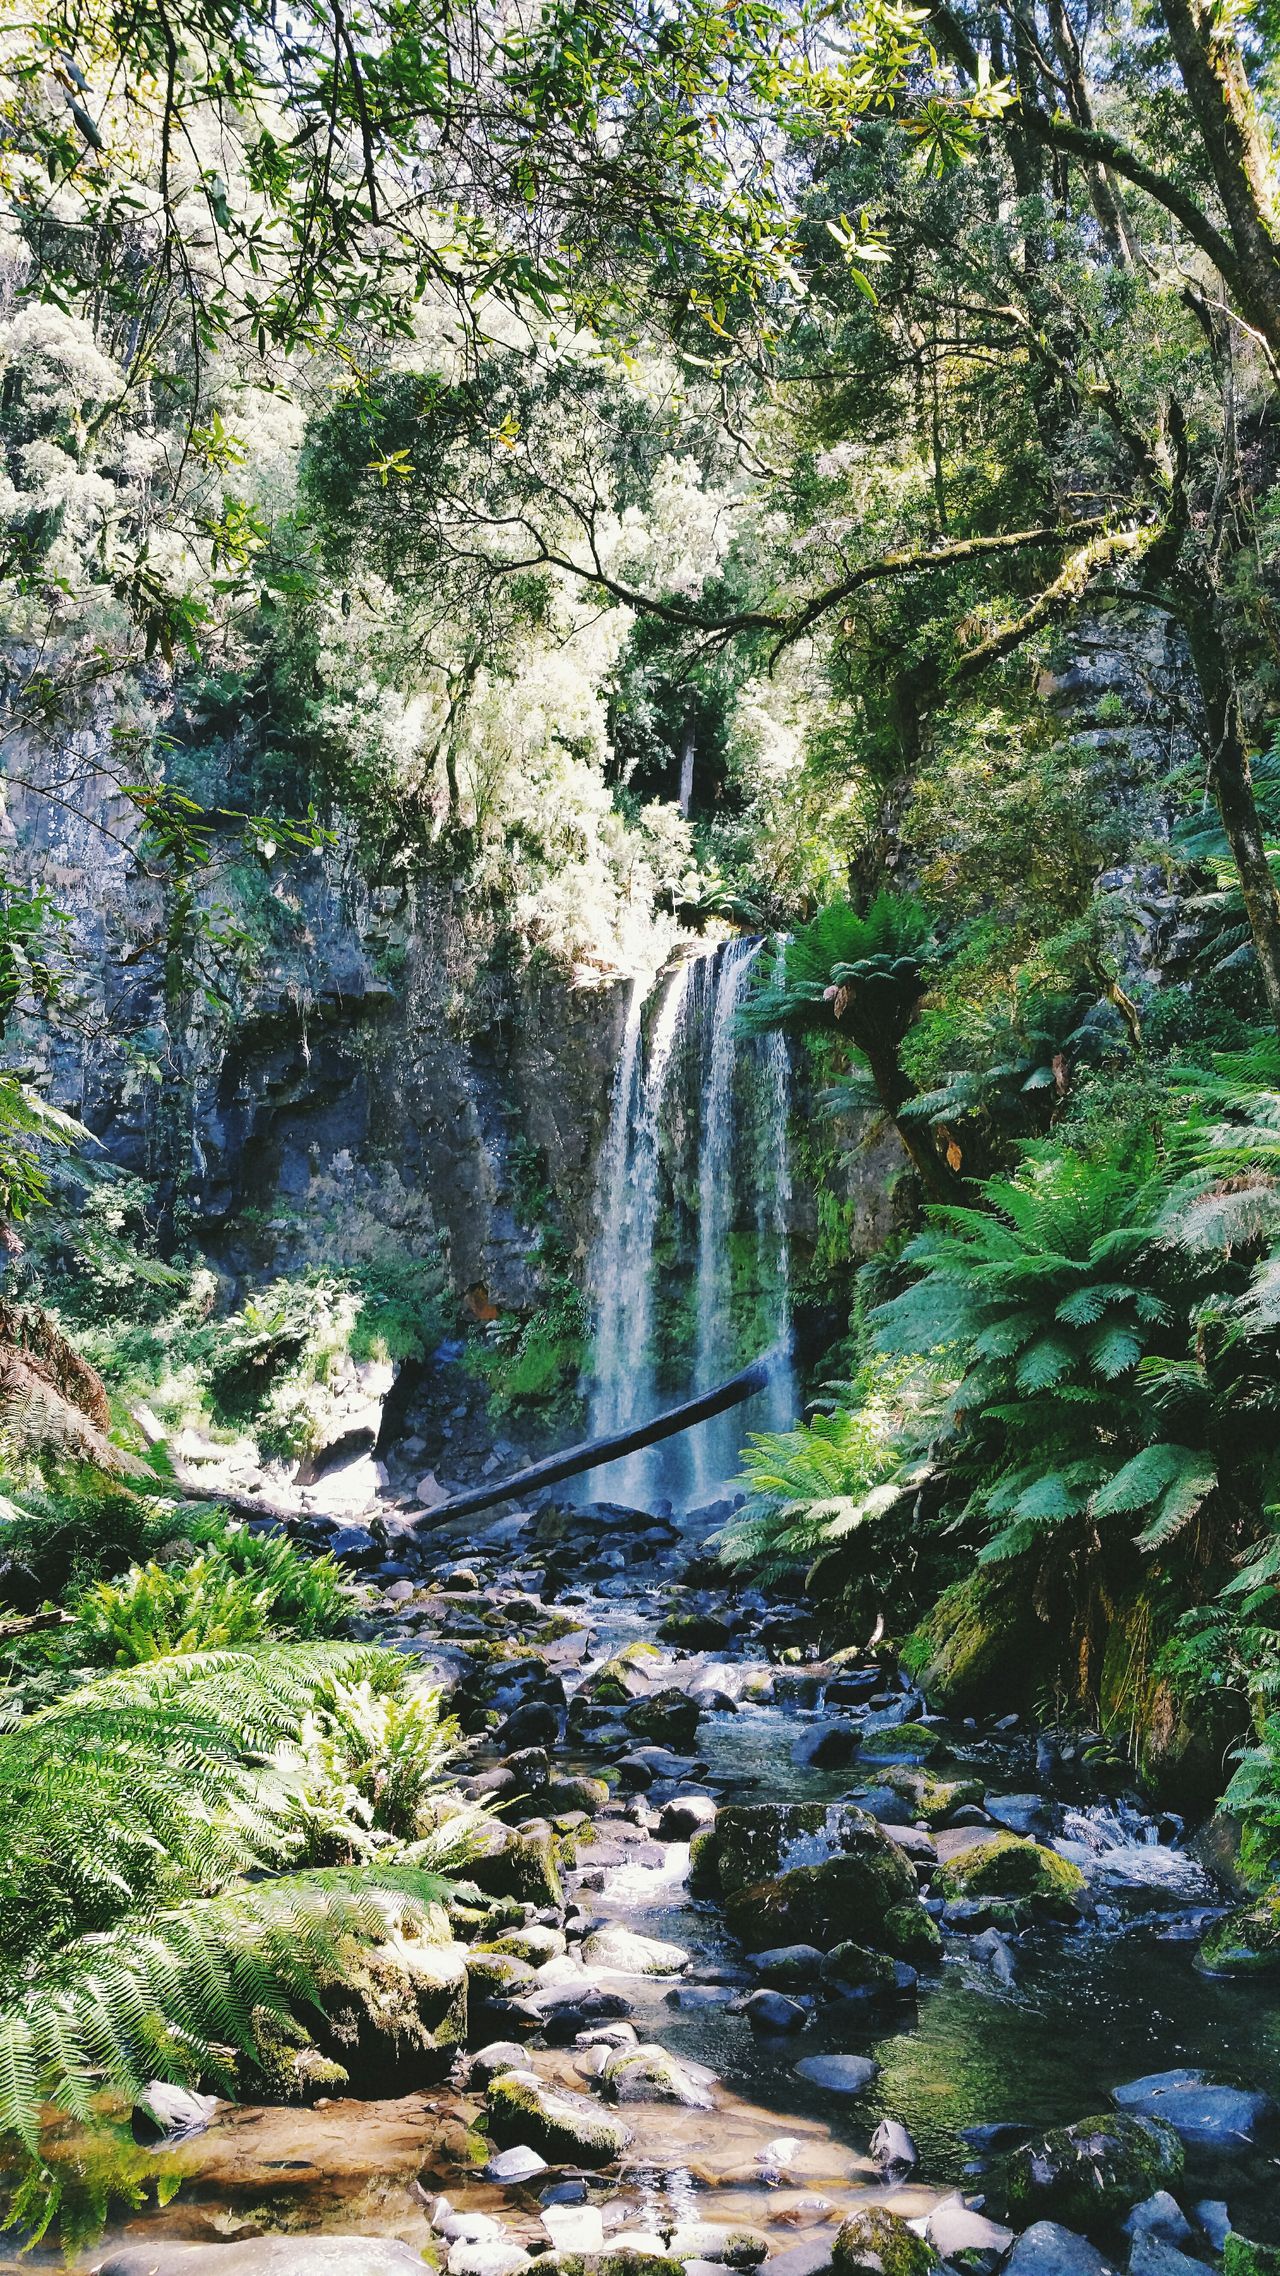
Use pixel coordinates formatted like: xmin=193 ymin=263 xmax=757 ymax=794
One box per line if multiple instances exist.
xmin=485 ymin=2146 xmax=548 ymax=2183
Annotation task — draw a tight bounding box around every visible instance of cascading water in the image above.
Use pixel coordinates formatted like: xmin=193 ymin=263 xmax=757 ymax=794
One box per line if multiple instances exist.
xmin=583 ymin=936 xmax=795 ymax=1507
xmin=584 ymin=958 xmax=697 ymax=1503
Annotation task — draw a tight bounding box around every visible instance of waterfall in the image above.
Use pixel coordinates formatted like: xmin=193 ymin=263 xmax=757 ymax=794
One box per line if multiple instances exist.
xmin=583 ymin=936 xmax=794 ymax=1508
xmin=584 ymin=957 xmax=697 ymax=1502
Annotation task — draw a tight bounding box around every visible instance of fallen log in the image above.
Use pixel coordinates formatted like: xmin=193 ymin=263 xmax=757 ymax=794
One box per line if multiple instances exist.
xmin=413 ymin=1355 xmax=772 ymax=1529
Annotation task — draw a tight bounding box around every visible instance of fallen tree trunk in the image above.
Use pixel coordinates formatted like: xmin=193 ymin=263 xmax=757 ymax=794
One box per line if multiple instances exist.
xmin=414 ymin=1356 xmax=773 ymax=1529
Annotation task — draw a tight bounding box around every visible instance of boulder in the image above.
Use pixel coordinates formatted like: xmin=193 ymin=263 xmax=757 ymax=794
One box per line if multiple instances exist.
xmin=831 ymin=2209 xmax=937 ymax=2275
xmin=446 ymin=2244 xmax=531 ymax=2276
xmin=1002 ymin=2112 xmax=1183 ymax=2231
xmin=470 ymin=1823 xmax=563 ymax=1908
xmin=624 ymin=1688 xmax=702 ymax=1749
xmin=743 ymin=1989 xmax=807 ymax=2032
xmin=870 ymin=2119 xmax=918 ymax=2175
xmin=1112 ymin=2069 xmax=1277 ymax=2151
xmin=704 ymin=1804 xmax=922 ymax=1954
xmin=658 ymin=1794 xmax=718 ymax=1839
xmin=487 ymin=2145 xmax=550 ymax=2182
xmin=315 ymin=1929 xmax=468 ymax=2089
xmin=469 ymin=2040 xmax=532 ymax=2086
xmin=601 ymin=2044 xmax=714 ymax=2107
xmin=934 ymin=1831 xmax=1085 ymax=1907
xmin=1197 ymin=1897 xmax=1280 ymax=1977
xmin=487 ymin=2070 xmax=632 ymax=2166
xmin=1003 ymin=2227 xmax=1118 ymax=2276
xmin=580 ymin=1926 xmax=690 ymax=1975
xmin=747 ymin=1944 xmax=825 ymax=1986
xmin=925 ymin=2196 xmax=1013 ymax=2269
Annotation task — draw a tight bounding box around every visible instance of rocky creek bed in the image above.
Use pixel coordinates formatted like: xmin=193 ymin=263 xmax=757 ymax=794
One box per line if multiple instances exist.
xmin=59 ymin=1489 xmax=1280 ymax=2276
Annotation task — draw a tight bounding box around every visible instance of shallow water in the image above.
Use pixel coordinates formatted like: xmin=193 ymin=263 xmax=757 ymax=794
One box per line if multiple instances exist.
xmin=66 ymin=1511 xmax=1280 ymax=2262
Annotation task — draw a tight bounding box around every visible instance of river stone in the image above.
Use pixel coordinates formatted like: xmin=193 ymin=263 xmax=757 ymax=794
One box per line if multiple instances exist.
xmin=581 ymin=1926 xmax=690 ymax=1975
xmin=821 ymin=1942 xmax=898 ymax=1991
xmin=658 ymin=1794 xmax=718 ymax=1838
xmin=543 ymin=2211 xmax=608 ymax=2255
xmin=831 ymin=2209 xmax=937 ymax=2275
xmin=624 ymin=1689 xmax=702 ymax=1749
xmin=468 ymin=1951 xmax=538 ymax=1996
xmin=486 ymin=1926 xmax=567 ymax=1965
xmin=794 ymin=1724 xmax=861 ymax=1769
xmin=743 ymin=1988 xmax=807 ymax=2031
xmin=487 ymin=2070 xmax=631 ymax=2165
xmin=1112 ymin=2068 xmax=1278 ymax=2149
xmin=470 ymin=2040 xmax=534 ymax=2085
xmin=1197 ymin=1894 xmax=1280 ymax=1977
xmin=487 ymin=2145 xmax=550 ymax=2182
xmin=601 ymin=2043 xmax=715 ymax=2107
xmin=934 ymin=1830 xmax=1086 ymax=1906
xmin=666 ymin=2227 xmax=769 ymax=2266
xmin=1122 ymin=2192 xmax=1199 ymax=2249
xmin=760 ymin=2250 xmax=835 ymax=2276
xmin=870 ymin=2118 xmax=918 ymax=2174
xmin=985 ymin=1793 xmax=1055 ymax=1837
xmin=1002 ymin=2112 xmax=1184 ymax=2230
xmin=131 ymin=2080 xmax=219 ymax=2142
xmin=704 ymin=1803 xmax=900 ymax=1894
xmin=547 ymin=1777 xmax=611 ymax=1816
xmin=434 ymin=2207 xmax=506 ymax=2242
xmin=470 ymin=1822 xmax=564 ymax=1908
xmin=447 ymin=2243 xmax=532 ymax=2276
xmin=925 ymin=2195 xmax=1013 ymax=2266
xmin=1193 ymin=2203 xmax=1232 ymax=2252
xmin=794 ymin=2055 xmax=879 ymax=2094
xmin=96 ymin=2247 xmax=429 ymax=2276
xmin=747 ymin=1944 xmax=825 ymax=1985
xmin=314 ymin=1929 xmax=468 ymax=2089
xmin=1128 ymin=2241 xmax=1217 ymax=2276
xmin=1003 ymin=2226 xmax=1118 ymax=2276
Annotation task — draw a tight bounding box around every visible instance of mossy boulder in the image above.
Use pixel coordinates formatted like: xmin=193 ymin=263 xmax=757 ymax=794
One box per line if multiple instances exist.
xmin=1224 ymin=2241 xmax=1280 ymax=2275
xmin=688 ymin=1825 xmax=719 ymax=1897
xmin=832 ymin=2207 xmax=938 ymax=2274
xmin=658 ymin=1610 xmax=733 ymax=1648
xmin=857 ymin=1724 xmax=943 ymax=1765
xmin=1197 ymin=1891 xmax=1280 ymax=1977
xmin=244 ymin=2008 xmax=349 ymax=2102
xmin=724 ymin=1853 xmax=922 ymax=1954
xmin=882 ymin=1902 xmax=943 ymax=1964
xmin=465 ymin=1951 xmax=537 ymax=1997
xmin=538 ymin=2260 xmax=683 ymax=2276
xmin=1001 ymin=2112 xmax=1183 ymax=2231
xmin=316 ymin=1931 xmax=469 ymax=2090
xmin=821 ymin=1942 xmax=899 ymax=1991
xmin=546 ymin=1776 xmax=610 ymax=1816
xmin=468 ymin=1822 xmax=563 ymax=1907
xmin=901 ymin=1567 xmax=1037 ymax=1716
xmin=706 ymin=1801 xmax=925 ymax=1954
xmin=601 ymin=2044 xmax=714 ymax=2107
xmin=935 ymin=1832 xmax=1085 ymax=1907
xmin=880 ymin=1766 xmax=985 ymax=1826
xmin=486 ymin=2070 xmax=631 ymax=2166
xmin=624 ymin=1688 xmax=701 ymax=1749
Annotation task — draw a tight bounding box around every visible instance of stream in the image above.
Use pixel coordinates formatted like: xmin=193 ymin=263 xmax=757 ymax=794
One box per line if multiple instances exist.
xmin=77 ymin=1486 xmax=1280 ymax=2274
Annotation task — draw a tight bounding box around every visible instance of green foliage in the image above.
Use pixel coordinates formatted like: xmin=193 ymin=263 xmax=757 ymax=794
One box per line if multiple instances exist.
xmin=70 ymin=1528 xmax=352 ymax=1665
xmin=0 ymin=1641 xmax=469 ymax=2224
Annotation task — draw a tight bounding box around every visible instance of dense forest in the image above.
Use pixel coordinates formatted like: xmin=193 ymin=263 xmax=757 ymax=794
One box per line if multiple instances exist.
xmin=5 ymin=0 xmax=1280 ymax=2265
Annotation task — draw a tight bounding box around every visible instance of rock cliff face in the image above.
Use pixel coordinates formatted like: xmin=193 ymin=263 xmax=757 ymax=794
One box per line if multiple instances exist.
xmin=6 ymin=738 xmax=631 ymax=1305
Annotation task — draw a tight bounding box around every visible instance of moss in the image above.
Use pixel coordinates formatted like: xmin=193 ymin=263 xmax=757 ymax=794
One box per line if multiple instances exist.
xmin=858 ymin=1724 xmax=943 ymax=1763
xmin=1197 ymin=1890 xmax=1280 ymax=1976
xmin=540 ymin=2258 xmax=684 ymax=2276
xmin=244 ymin=2007 xmax=349 ymax=2102
xmin=470 ymin=1823 xmax=563 ymax=1907
xmin=880 ymin=1767 xmax=985 ymax=1826
xmin=486 ymin=2073 xmax=631 ymax=2166
xmin=688 ymin=1825 xmax=719 ymax=1897
xmin=465 ymin=1950 xmax=536 ymax=1994
xmin=833 ymin=2207 xmax=938 ymax=2274
xmin=318 ymin=1932 xmax=469 ymax=2088
xmin=821 ymin=1942 xmax=898 ymax=1989
xmin=537 ymin=1614 xmax=587 ymax=1642
xmin=1001 ymin=2112 xmax=1183 ymax=2230
xmin=882 ymin=1902 xmax=943 ymax=1963
xmin=658 ymin=1610 xmax=733 ymax=1647
xmin=624 ymin=1688 xmax=701 ymax=1748
xmin=1224 ymin=2240 xmax=1280 ymax=2275
xmin=936 ymin=1833 xmax=1085 ymax=1905
xmin=546 ymin=1775 xmax=610 ymax=1815
xmin=724 ymin=1853 xmax=923 ymax=1954
xmin=901 ymin=1568 xmax=1037 ymax=1716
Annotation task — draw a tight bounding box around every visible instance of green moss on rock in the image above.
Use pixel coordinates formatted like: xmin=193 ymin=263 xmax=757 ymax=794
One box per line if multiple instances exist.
xmin=1224 ymin=2240 xmax=1280 ymax=2275
xmin=936 ymin=1833 xmax=1085 ymax=1905
xmin=832 ymin=2207 xmax=938 ymax=2274
xmin=486 ymin=2071 xmax=632 ymax=2166
xmin=882 ymin=1902 xmax=943 ymax=1963
xmin=1197 ymin=1890 xmax=1280 ymax=1977
xmin=901 ymin=1568 xmax=1036 ymax=1716
xmin=1001 ymin=2112 xmax=1183 ymax=2231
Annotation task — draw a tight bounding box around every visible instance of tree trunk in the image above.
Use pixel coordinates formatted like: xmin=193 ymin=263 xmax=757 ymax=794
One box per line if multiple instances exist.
xmin=1180 ymin=590 xmax=1280 ymax=1040
xmin=1158 ymin=0 xmax=1280 ymax=367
